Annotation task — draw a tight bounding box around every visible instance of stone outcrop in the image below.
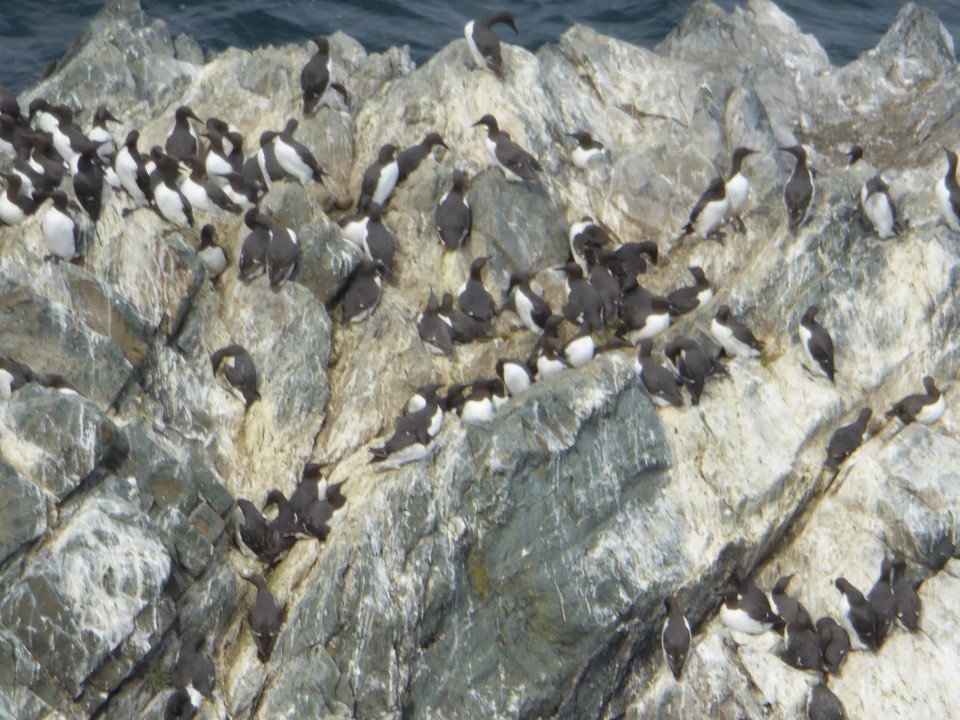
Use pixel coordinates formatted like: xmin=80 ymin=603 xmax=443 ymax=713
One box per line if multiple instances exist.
xmin=1 ymin=1 xmax=958 ymax=718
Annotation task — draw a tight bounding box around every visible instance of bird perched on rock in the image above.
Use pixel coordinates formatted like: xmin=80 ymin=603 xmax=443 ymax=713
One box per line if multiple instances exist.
xmin=502 ymin=271 xmax=551 ymax=333
xmin=165 ymin=106 xmax=202 ymax=161
xmin=242 ymin=575 xmax=282 ymax=663
xmin=458 ymin=256 xmax=497 ymax=323
xmin=637 ymin=340 xmax=683 ymax=408
xmin=710 ymin=305 xmax=764 ymax=358
xmin=457 ymin=378 xmax=505 ymax=423
xmin=262 ymin=489 xmax=299 ymax=559
xmin=661 ymin=595 xmax=692 ymax=680
xmin=560 ymin=322 xmax=595 ymax=368
xmin=473 ymin=114 xmax=541 ymax=182
xmin=815 ymin=616 xmax=850 ymax=675
xmin=782 ymin=621 xmax=823 ymax=671
xmin=73 ymin=144 xmax=104 ymax=222
xmin=149 ymin=148 xmax=194 ymax=227
xmin=173 ymin=632 xmax=216 ymax=708
xmin=41 ymin=191 xmax=80 ymax=262
xmin=341 ymin=259 xmax=384 ymax=324
xmin=0 ymin=173 xmax=37 ymax=225
xmin=825 ymin=408 xmax=871 ymax=470
xmin=417 ymin=290 xmax=455 ymax=356
xmin=799 ymin=306 xmax=836 ymax=382
xmin=496 ymin=358 xmax=533 ymax=398
xmin=274 ymin=118 xmax=326 ymax=184
xmin=886 ymin=376 xmax=945 ymax=426
xmin=262 ymin=213 xmax=301 ymax=289
xmin=719 ymin=567 xmax=781 ymax=634
xmin=301 ymin=36 xmax=332 ymax=115
xmin=935 ymin=147 xmax=960 ymax=232
xmin=834 ymin=576 xmax=879 ymax=651
xmin=561 ymin=262 xmax=604 ymax=332
xmin=179 ymin=158 xmax=242 ymax=216
xmin=807 ymin=682 xmax=847 ymax=720
xmin=396 ymin=132 xmax=447 ymax=183
xmin=890 ymin=557 xmax=922 ymax=631
xmin=861 ymin=175 xmax=898 ymax=239
xmin=234 ymin=499 xmax=271 ymax=560
xmin=211 ymin=345 xmax=260 ymax=409
xmin=197 ymin=224 xmax=228 ymax=282
xmin=781 ymin=145 xmax=815 ymax=231
xmin=87 ymin=105 xmax=119 ymax=163
xmin=846 ymin=145 xmax=864 ymax=165
xmin=619 ymin=282 xmax=671 ymax=344
xmin=867 ymin=558 xmax=896 ymax=647
xmin=238 ymin=208 xmax=271 ymax=280
xmin=770 ymin=574 xmax=814 ymax=631
xmin=464 ymin=11 xmax=518 ymax=79
xmin=568 ymin=216 xmax=612 ymax=274
xmin=114 ymin=129 xmax=152 ymax=207
xmin=667 ymin=266 xmax=713 ymax=316
xmin=440 ymin=292 xmax=491 ymax=344
xmin=566 ymin=130 xmax=609 ymax=170
xmin=435 ymin=170 xmax=471 ymax=249
xmin=724 ymin=147 xmax=758 ymax=232
xmin=359 ymin=144 xmax=399 ymax=208
xmin=369 ymin=388 xmax=444 ymax=469
xmin=361 ymin=203 xmax=395 ymax=276
xmin=679 ymin=176 xmax=729 ymax=243
xmin=664 ymin=336 xmax=714 ymax=406
xmin=529 ymin=315 xmax=569 ymax=380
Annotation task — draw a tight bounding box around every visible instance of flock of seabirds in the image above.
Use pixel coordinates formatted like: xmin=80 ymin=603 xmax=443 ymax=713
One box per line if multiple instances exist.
xmin=0 ymin=9 xmax=953 ymax=720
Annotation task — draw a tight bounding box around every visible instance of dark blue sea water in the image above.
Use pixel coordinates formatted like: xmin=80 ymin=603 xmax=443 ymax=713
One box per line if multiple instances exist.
xmin=1 ymin=1 xmax=959 ymax=95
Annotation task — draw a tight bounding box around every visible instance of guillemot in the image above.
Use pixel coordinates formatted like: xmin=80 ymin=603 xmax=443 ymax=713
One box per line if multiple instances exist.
xmin=179 ymin=158 xmax=242 ymax=216
xmin=439 ymin=292 xmax=491 ymax=343
xmin=274 ymin=118 xmax=326 ymax=184
xmin=815 ymin=616 xmax=850 ymax=675
xmin=359 ymin=144 xmax=399 ymax=208
xmin=890 ymin=557 xmax=922 ymax=631
xmin=782 ymin=622 xmax=823 ymax=671
xmin=242 ymin=575 xmax=282 ymax=663
xmin=114 ymin=129 xmax=152 ymax=207
xmin=806 ymin=682 xmax=847 ymax=720
xmin=0 ymin=174 xmax=37 ymax=225
xmin=496 ymin=358 xmax=533 ymax=397
xmin=886 ymin=376 xmax=945 ymax=426
xmin=834 ymin=577 xmax=880 ymax=651
xmin=719 ymin=568 xmax=780 ymax=634
xmin=73 ymin=144 xmax=104 ymax=221
xmin=824 ymin=408 xmax=872 ymax=470
xmin=260 ymin=212 xmax=300 ymax=289
xmin=770 ymin=574 xmax=814 ymax=631
xmin=87 ymin=106 xmax=119 ymax=164
xmin=435 ymin=170 xmax=471 ymax=250
xmin=458 ymin=256 xmax=497 ymax=322
xmin=502 ymin=271 xmax=551 ymax=332
xmin=40 ymin=191 xmax=80 ymax=262
xmin=197 ymin=225 xmax=228 ymax=282
xmin=866 ymin=558 xmax=896 ymax=647
xmin=666 ymin=266 xmax=712 ymax=316
xmin=173 ymin=632 xmax=216 ymax=708
xmin=781 ymin=145 xmax=815 ymax=231
xmin=661 ymin=596 xmax=692 ymax=681
xmin=362 ymin=203 xmax=396 ymax=277
xmin=341 ymin=259 xmax=384 ymax=324
xmin=301 ymin=36 xmax=332 ymax=115
xmin=561 ymin=262 xmax=604 ymax=332
xmin=724 ymin=147 xmax=758 ymax=231
xmin=417 ymin=290 xmax=455 ymax=356
xmin=637 ymin=340 xmax=683 ymax=408
xmin=165 ymin=106 xmax=202 ymax=161
xmin=679 ymin=176 xmax=729 ymax=243
xmin=860 ymin=175 xmax=898 ymax=239
xmin=464 ymin=12 xmax=518 ymax=79
xmin=710 ymin=305 xmax=763 ymax=358
xmin=568 ymin=216 xmax=612 ymax=274
xmin=238 ymin=207 xmax=271 ymax=280
xmin=566 ymin=131 xmax=609 ymax=170
xmin=149 ymin=148 xmax=195 ymax=227
xmin=211 ymin=345 xmax=260 ymax=409
xmin=935 ymin=147 xmax=960 ymax=232
xmin=799 ymin=306 xmax=836 ymax=382
xmin=664 ymin=336 xmax=712 ymax=406
xmin=396 ymin=132 xmax=447 ymax=183
xmin=473 ymin=114 xmax=541 ymax=182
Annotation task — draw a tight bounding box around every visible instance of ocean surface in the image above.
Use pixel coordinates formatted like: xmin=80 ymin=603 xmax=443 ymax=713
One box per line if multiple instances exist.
xmin=1 ymin=1 xmax=959 ymax=94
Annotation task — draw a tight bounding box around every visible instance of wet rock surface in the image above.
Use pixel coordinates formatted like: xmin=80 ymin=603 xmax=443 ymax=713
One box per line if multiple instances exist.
xmin=1 ymin=0 xmax=958 ymax=718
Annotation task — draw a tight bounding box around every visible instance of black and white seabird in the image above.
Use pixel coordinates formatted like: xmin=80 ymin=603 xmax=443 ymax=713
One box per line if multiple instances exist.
xmin=825 ymin=408 xmax=871 ymax=469
xmin=440 ymin=292 xmax=491 ymax=343
xmin=661 ymin=595 xmax=692 ymax=681
xmin=502 ymin=271 xmax=551 ymax=333
xmin=936 ymin=147 xmax=960 ymax=232
xmin=197 ymin=224 xmax=228 ymax=281
xmin=341 ymin=259 xmax=384 ymax=324
xmin=667 ymin=266 xmax=712 ymax=316
xmin=114 ymin=129 xmax=152 ymax=207
xmin=359 ymin=144 xmax=399 ymax=208
xmin=150 ymin=148 xmax=195 ymax=227
xmin=664 ymin=336 xmax=712 ymax=406
xmin=40 ymin=191 xmax=80 ymax=262
xmin=496 ymin=358 xmax=533 ymax=397
xmin=165 ymin=106 xmax=202 ymax=161
xmin=464 ymin=11 xmax=518 ymax=79
xmin=418 ymin=290 xmax=455 ymax=356
xmin=566 ymin=131 xmax=608 ymax=170
xmin=0 ymin=174 xmax=38 ymax=225
xmin=88 ymin=105 xmax=119 ymax=163
xmin=73 ymin=144 xmax=104 ymax=222
xmin=340 ymin=194 xmax=371 ymax=249
xmin=164 ymin=688 xmax=198 ymax=720
xmin=815 ymin=616 xmax=850 ymax=675
xmin=288 ymin=465 xmax=342 ymax=541
xmin=238 ymin=207 xmax=271 ymax=280
xmin=861 ymin=175 xmax=898 ymax=239
xmin=234 ymin=499 xmax=271 ymax=560
xmin=242 ymin=574 xmax=282 ymax=663
xmin=458 ymin=256 xmax=498 ymax=322
xmin=562 ymin=262 xmax=604 ymax=332
xmin=770 ymin=574 xmax=814 ymax=631
xmin=301 ymin=36 xmax=332 ymax=115
xmin=0 ymin=114 xmax=22 ymax=159
xmin=834 ymin=576 xmax=879 ymax=651
xmin=44 ymin=105 xmax=87 ymax=172
xmin=799 ymin=306 xmax=836 ymax=382
xmin=211 ymin=345 xmax=260 ymax=409
xmin=890 ymin=557 xmax=922 ymax=632
xmin=637 ymin=340 xmax=683 ymax=408
xmin=178 ymin=158 xmax=242 ymax=216
xmin=619 ymin=284 xmax=671 ymax=344
xmin=807 ymin=682 xmax=847 ymax=720
xmin=679 ymin=176 xmax=729 ymax=242
xmin=173 ymin=632 xmax=216 ymax=707
xmin=725 ymin=147 xmax=758 ymax=231
xmin=473 ymin=115 xmax=541 ymax=183
xmin=262 ymin=213 xmax=301 ymax=289
xmin=275 ymin=118 xmax=327 ymax=184
xmin=25 ymin=132 xmax=66 ymax=196
xmin=781 ymin=145 xmax=815 ymax=231
xmin=586 ymin=254 xmax=620 ymax=327
xmin=782 ymin=622 xmax=823 ymax=672
xmin=255 ymin=130 xmax=292 ymax=190
xmin=867 ymin=558 xmax=896 ymax=646
xmin=457 ymin=379 xmax=504 ymax=424
xmin=241 ymin=149 xmax=269 ymax=202
xmin=559 ymin=323 xmax=595 ymax=368
xmin=204 ymin=128 xmax=244 ymax=186
xmin=369 ymin=399 xmax=441 ymax=469
xmin=719 ymin=568 xmax=780 ymax=634
xmin=262 ymin=489 xmax=299 ymax=558
xmin=846 ymin=145 xmax=864 ymax=165
xmin=530 ymin=315 xmax=569 ymax=379
xmin=435 ymin=170 xmax=471 ymax=249
xmin=396 ymin=132 xmax=447 ymax=183
xmin=710 ymin=305 xmax=764 ymax=358
xmin=612 ymin=241 xmax=659 ymax=278
xmin=568 ymin=216 xmax=612 ymax=274
xmin=362 ymin=203 xmax=395 ymax=277
xmin=886 ymin=376 xmax=945 ymax=426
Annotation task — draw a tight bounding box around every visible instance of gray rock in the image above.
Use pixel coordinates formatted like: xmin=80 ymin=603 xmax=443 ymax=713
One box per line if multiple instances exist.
xmin=0 ymin=462 xmax=47 ymax=566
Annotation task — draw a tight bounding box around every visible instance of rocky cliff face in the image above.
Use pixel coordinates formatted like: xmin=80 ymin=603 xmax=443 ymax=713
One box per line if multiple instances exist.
xmin=1 ymin=1 xmax=958 ymax=718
